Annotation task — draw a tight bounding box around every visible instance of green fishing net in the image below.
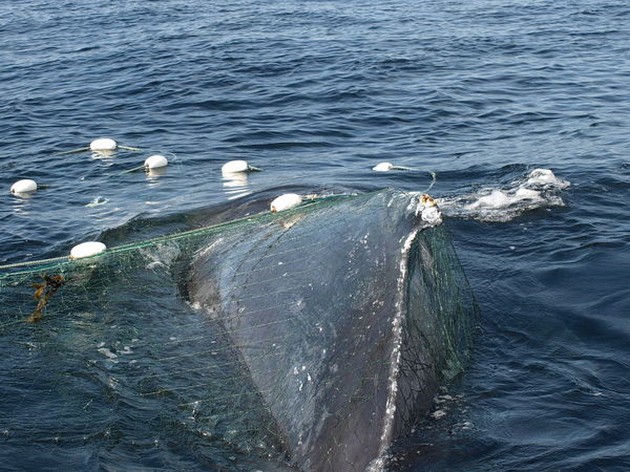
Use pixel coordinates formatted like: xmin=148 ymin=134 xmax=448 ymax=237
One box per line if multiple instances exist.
xmin=0 ymin=189 xmax=477 ymax=471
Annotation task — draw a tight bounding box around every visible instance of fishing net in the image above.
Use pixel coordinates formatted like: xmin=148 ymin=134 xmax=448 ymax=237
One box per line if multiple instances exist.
xmin=0 ymin=189 xmax=478 ymax=471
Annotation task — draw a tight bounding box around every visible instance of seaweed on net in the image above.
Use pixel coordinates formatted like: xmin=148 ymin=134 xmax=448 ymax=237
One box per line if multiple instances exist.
xmin=27 ymin=274 xmax=66 ymax=323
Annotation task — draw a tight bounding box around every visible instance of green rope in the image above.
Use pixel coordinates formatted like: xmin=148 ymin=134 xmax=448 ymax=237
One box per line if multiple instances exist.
xmin=119 ymin=164 xmax=146 ymax=174
xmin=0 ymin=194 xmax=348 ymax=278
xmin=55 ymin=145 xmax=141 ymax=156
xmin=0 ymin=256 xmax=71 ymax=273
xmin=55 ymin=146 xmax=90 ymax=156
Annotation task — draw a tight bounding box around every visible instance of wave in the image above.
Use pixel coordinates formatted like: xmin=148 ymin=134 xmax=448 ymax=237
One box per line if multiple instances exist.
xmin=438 ymin=168 xmax=570 ymax=222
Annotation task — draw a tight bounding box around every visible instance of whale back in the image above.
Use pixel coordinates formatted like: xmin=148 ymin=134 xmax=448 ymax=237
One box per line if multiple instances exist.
xmin=189 ymin=190 xmax=478 ymax=470
xmin=0 ymin=189 xmax=477 ymax=471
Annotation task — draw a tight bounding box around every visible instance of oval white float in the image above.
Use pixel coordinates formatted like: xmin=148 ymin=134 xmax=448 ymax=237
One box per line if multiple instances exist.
xmin=90 ymin=138 xmax=117 ymax=151
xmin=70 ymin=241 xmax=107 ymax=259
xmin=372 ymin=162 xmax=394 ymax=172
xmin=222 ymin=160 xmax=250 ymax=174
xmin=270 ymin=193 xmax=303 ymax=213
xmin=10 ymin=179 xmax=38 ymax=194
xmin=144 ymin=154 xmax=168 ymax=170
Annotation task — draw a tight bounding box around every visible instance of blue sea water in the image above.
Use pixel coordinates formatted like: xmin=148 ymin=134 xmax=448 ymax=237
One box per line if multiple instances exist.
xmin=1 ymin=0 xmax=629 ymax=470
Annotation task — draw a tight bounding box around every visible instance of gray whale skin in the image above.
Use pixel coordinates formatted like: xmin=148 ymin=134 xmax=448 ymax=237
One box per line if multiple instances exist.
xmin=188 ymin=189 xmax=477 ymax=471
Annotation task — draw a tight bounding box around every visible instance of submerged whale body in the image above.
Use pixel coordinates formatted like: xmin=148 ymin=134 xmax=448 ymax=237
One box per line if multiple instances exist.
xmin=188 ymin=189 xmax=478 ymax=471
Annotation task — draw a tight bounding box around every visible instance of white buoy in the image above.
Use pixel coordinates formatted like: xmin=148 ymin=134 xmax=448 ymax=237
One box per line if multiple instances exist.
xmin=222 ymin=160 xmax=249 ymax=174
xmin=90 ymin=138 xmax=117 ymax=151
xmin=373 ymin=162 xmax=394 ymax=172
xmin=144 ymin=154 xmax=168 ymax=170
xmin=10 ymin=179 xmax=38 ymax=195
xmin=70 ymin=241 xmax=107 ymax=259
xmin=270 ymin=193 xmax=303 ymax=213
xmin=221 ymin=159 xmax=263 ymax=175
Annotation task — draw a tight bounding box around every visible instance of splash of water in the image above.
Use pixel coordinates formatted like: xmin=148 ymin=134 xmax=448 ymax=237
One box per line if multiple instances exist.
xmin=438 ymin=169 xmax=570 ymax=222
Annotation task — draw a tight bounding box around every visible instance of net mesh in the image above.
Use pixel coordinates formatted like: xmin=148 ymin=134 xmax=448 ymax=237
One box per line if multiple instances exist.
xmin=0 ymin=190 xmax=477 ymax=471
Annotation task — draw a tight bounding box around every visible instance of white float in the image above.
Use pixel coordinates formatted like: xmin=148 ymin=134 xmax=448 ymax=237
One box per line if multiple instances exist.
xmin=515 ymin=188 xmax=540 ymax=200
xmin=372 ymin=162 xmax=416 ymax=172
xmin=144 ymin=154 xmax=168 ymax=170
xmin=10 ymin=179 xmax=38 ymax=194
xmin=372 ymin=162 xmax=394 ymax=172
xmin=221 ymin=160 xmax=262 ymax=175
xmin=526 ymin=168 xmax=569 ymax=189
xmin=70 ymin=241 xmax=107 ymax=259
xmin=90 ymin=138 xmax=117 ymax=151
xmin=222 ymin=160 xmax=249 ymax=174
xmin=270 ymin=193 xmax=303 ymax=213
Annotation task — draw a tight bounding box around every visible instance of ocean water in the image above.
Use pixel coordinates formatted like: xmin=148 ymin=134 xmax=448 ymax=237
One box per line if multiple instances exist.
xmin=1 ymin=0 xmax=629 ymax=470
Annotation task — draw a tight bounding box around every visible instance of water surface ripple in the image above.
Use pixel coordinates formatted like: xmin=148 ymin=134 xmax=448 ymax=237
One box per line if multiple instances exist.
xmin=1 ymin=0 xmax=629 ymax=470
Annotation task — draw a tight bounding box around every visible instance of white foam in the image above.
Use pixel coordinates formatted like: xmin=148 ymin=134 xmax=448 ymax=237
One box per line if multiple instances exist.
xmin=526 ymin=168 xmax=569 ymax=189
xmin=466 ymin=189 xmax=512 ymax=210
xmin=369 ymin=228 xmax=419 ymax=472
xmin=97 ymin=347 xmax=118 ymax=360
xmin=514 ymin=187 xmax=540 ymax=199
xmin=421 ymin=206 xmax=442 ymax=225
xmin=85 ymin=196 xmax=109 ymax=208
xmin=439 ymin=168 xmax=570 ymax=222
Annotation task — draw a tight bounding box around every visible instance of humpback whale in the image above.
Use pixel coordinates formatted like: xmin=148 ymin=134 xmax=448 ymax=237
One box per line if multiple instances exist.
xmin=188 ymin=189 xmax=478 ymax=471
xmin=0 ymin=188 xmax=476 ymax=471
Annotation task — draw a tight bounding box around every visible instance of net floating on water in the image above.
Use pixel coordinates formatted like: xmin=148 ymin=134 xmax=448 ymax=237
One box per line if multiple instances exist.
xmin=0 ymin=189 xmax=478 ymax=471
